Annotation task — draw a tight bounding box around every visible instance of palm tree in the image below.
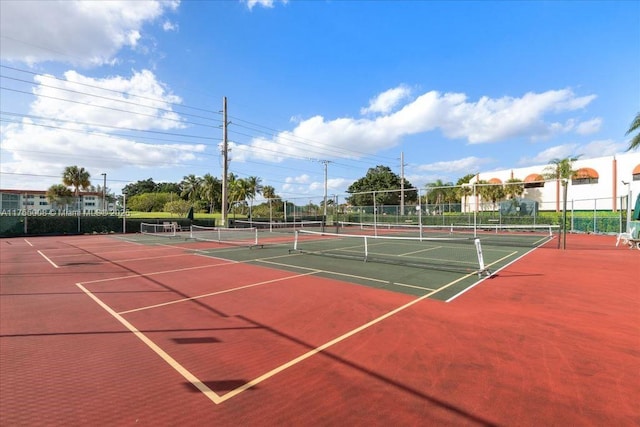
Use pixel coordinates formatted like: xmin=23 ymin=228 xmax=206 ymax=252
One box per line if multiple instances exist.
xmin=543 ymin=156 xmax=580 ymax=249
xmin=504 ymin=178 xmax=525 ymax=200
xmin=46 ymin=184 xmax=73 ymax=211
xmin=456 ymin=174 xmax=475 ymax=213
xmin=262 ymin=185 xmax=279 ymax=203
xmin=62 ymin=166 xmax=91 ymax=211
xmin=424 ymin=180 xmax=451 ymax=213
xmin=626 ymin=112 xmax=640 ymax=151
xmin=180 ymin=174 xmax=202 ymax=203
xmin=543 ymin=156 xmax=580 ymax=212
xmin=245 ymin=176 xmax=263 ymax=219
xmin=476 ymin=180 xmax=505 ymax=213
xmin=227 ymin=174 xmax=250 ymax=217
xmin=200 ymin=173 xmax=221 ymax=214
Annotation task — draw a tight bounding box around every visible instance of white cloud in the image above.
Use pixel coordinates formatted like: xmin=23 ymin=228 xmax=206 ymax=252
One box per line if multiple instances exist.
xmin=236 ymin=88 xmax=597 ymax=164
xmin=0 ymin=69 xmax=206 ymax=186
xmin=578 ymin=139 xmax=627 ymax=157
xmin=0 ymin=0 xmax=179 ymax=66
xmin=518 ymin=139 xmax=626 ymax=166
xmin=282 ymin=176 xmax=349 ymax=198
xmin=416 ymin=157 xmax=493 ymax=174
xmin=361 ymin=85 xmax=412 ymax=115
xmin=162 ymin=21 xmax=178 ymax=32
xmin=518 ymin=144 xmax=580 ymax=165
xmin=29 ymin=69 xmax=184 ymax=131
xmin=244 ymin=0 xmax=288 ymax=11
xmin=575 ymin=118 xmax=602 ymax=135
xmin=286 ymin=174 xmax=311 ymax=184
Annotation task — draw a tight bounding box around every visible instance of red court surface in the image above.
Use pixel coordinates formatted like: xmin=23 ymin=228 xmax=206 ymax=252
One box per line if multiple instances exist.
xmin=1 ymin=233 xmax=638 ymax=426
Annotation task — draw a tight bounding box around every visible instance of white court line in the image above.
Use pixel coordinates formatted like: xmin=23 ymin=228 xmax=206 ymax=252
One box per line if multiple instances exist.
xmin=79 ymin=261 xmax=474 ymax=405
xmin=256 ymin=258 xmax=437 ymax=292
xmin=37 ymin=250 xmax=59 ymax=268
xmin=399 ymin=246 xmax=442 ymax=257
xmin=50 ymin=252 xmax=197 ymax=263
xmin=118 ymin=271 xmax=320 ymax=314
xmin=76 ymin=283 xmax=224 ymax=405
xmin=445 ymin=251 xmax=518 ymax=302
xmin=216 ymin=270 xmax=476 ymax=403
xmin=24 ymin=239 xmax=33 ymax=247
xmin=79 ymin=260 xmax=237 ymax=285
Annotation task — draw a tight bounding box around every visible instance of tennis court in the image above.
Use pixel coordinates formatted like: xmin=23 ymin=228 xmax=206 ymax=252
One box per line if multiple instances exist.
xmin=1 ymin=230 xmax=638 ymax=425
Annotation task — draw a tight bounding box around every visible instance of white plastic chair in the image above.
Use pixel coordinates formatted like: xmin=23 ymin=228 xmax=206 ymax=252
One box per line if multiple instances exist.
xmin=616 ymin=227 xmax=636 ymax=247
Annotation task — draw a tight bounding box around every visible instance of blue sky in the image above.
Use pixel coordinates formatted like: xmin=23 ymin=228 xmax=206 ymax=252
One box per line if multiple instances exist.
xmin=1 ymin=0 xmax=638 ymax=204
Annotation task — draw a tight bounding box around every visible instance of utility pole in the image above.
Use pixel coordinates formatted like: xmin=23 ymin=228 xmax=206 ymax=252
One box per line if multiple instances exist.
xmin=221 ymin=96 xmax=229 ymax=227
xmin=310 ymin=158 xmax=332 ymax=219
xmin=319 ymin=160 xmax=331 ymax=218
xmin=400 ymin=151 xmax=405 ymax=216
xmin=101 ymin=173 xmax=106 ymax=211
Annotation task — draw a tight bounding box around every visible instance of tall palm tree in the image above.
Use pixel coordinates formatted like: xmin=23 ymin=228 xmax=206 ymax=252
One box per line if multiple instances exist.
xmin=180 ymin=174 xmax=202 ymax=203
xmin=424 ymin=180 xmax=449 ymax=211
xmin=245 ymin=176 xmax=263 ymax=219
xmin=262 ymin=185 xmax=277 ymax=201
xmin=543 ymin=156 xmax=580 ymax=211
xmin=227 ymin=174 xmax=250 ymax=217
xmin=200 ymin=173 xmax=221 ymax=214
xmin=62 ymin=166 xmax=91 ymax=196
xmin=543 ymin=156 xmax=580 ymax=249
xmin=62 ymin=166 xmax=91 ymax=211
xmin=626 ymin=112 xmax=640 ymax=151
xmin=456 ymin=174 xmax=475 ymax=213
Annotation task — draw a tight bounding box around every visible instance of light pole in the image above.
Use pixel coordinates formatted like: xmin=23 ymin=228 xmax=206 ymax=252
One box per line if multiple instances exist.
xmin=622 ymin=180 xmax=632 ymax=234
xmin=122 ymin=190 xmax=127 ymax=234
xmin=101 ymin=173 xmax=106 ymax=212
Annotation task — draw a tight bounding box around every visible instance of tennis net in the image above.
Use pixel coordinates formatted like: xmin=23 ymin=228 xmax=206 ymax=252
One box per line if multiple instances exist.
xmin=141 ymin=222 xmax=177 ymax=237
xmin=234 ymin=219 xmax=324 ymax=233
xmin=338 ymin=221 xmax=557 ymax=247
xmin=190 ymin=225 xmax=259 ymax=247
xmin=292 ymin=229 xmax=489 ymax=276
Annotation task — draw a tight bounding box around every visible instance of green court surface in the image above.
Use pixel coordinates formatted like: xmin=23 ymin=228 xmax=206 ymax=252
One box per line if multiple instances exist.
xmin=120 ymin=228 xmax=547 ymax=302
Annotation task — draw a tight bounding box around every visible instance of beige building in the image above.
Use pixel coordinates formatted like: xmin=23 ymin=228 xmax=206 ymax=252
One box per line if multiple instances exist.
xmin=467 ymin=152 xmax=640 ymax=212
xmin=0 ymin=189 xmax=108 ymax=214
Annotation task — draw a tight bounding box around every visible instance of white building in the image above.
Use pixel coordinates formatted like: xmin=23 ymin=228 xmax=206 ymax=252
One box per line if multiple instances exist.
xmin=467 ymin=152 xmax=640 ymax=212
xmin=0 ymin=189 xmax=108 ymax=214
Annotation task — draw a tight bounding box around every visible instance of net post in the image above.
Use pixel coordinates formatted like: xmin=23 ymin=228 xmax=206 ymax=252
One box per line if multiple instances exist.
xmin=363 ymin=235 xmax=369 ymax=261
xmin=294 ymin=230 xmax=299 ymax=251
xmin=474 ymin=238 xmax=489 ymax=277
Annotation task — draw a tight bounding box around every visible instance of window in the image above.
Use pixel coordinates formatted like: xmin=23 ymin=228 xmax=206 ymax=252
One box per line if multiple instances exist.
xmin=1 ymin=193 xmax=20 ymax=210
xmin=572 ymin=177 xmax=599 ymax=185
xmin=572 ymin=168 xmax=599 ymax=185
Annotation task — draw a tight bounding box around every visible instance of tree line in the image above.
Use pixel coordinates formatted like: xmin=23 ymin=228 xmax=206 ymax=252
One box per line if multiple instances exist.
xmin=43 ymin=152 xmax=615 ymax=216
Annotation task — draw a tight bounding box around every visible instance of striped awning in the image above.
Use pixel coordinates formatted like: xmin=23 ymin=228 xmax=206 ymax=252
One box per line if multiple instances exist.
xmin=524 ymin=173 xmax=544 ymax=183
xmin=574 ymin=167 xmax=599 ymax=179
